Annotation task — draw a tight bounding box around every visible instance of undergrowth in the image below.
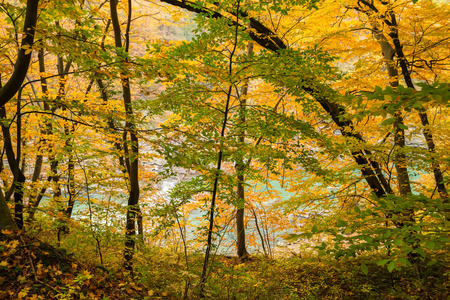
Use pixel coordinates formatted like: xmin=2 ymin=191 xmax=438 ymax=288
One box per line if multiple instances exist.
xmin=0 ymin=227 xmax=448 ymax=299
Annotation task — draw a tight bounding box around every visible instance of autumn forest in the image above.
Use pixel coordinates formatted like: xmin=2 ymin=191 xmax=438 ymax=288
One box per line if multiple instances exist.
xmin=0 ymin=0 xmax=449 ymax=298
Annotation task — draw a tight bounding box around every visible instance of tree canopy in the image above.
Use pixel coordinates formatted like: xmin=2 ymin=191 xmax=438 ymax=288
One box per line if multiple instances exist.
xmin=0 ymin=0 xmax=449 ymax=298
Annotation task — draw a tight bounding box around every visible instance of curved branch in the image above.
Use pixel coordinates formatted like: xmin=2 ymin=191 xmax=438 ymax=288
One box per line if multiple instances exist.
xmin=0 ymin=0 xmax=39 ymax=106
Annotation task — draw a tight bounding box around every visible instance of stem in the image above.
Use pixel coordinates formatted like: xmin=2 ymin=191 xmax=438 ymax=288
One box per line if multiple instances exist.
xmin=199 ymin=1 xmax=241 ymax=295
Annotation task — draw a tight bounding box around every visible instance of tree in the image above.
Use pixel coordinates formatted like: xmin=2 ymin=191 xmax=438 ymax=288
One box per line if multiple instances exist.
xmin=109 ymin=0 xmax=141 ymax=270
xmin=155 ymin=0 xmax=449 ymax=269
xmin=0 ymin=0 xmax=38 ymax=230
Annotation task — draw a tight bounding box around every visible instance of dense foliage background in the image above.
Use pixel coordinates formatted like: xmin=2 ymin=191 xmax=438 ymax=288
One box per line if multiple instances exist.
xmin=0 ymin=0 xmax=449 ymax=298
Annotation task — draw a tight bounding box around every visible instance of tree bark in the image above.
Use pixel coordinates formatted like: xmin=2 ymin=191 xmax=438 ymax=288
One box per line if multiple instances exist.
xmin=235 ymin=41 xmax=253 ymax=259
xmin=0 ymin=106 xmax=26 ymax=229
xmin=356 ymin=0 xmax=449 ymax=220
xmin=0 ymin=0 xmax=39 ymax=106
xmin=200 ymin=3 xmax=241 ymax=294
xmin=109 ymin=0 xmax=140 ymax=271
xmin=0 ymin=191 xmax=16 ymax=230
xmin=27 ymin=49 xmax=60 ymax=222
xmin=393 ymin=111 xmax=414 ymax=220
xmin=367 ymin=19 xmax=415 ymax=223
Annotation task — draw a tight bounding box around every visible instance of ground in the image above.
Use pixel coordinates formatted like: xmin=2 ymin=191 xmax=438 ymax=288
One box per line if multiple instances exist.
xmin=0 ymin=231 xmax=448 ymax=299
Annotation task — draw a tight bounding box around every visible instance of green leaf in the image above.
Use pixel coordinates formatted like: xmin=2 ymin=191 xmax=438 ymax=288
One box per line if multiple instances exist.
xmin=286 ymin=233 xmax=302 ymax=241
xmin=394 ymin=239 xmax=403 ymax=246
xmin=427 ymin=260 xmax=437 ymax=266
xmin=398 ymin=257 xmax=408 ymax=267
xmin=387 ymin=261 xmax=396 ymax=273
xmin=377 ymin=259 xmax=390 ymax=266
xmin=413 ymin=248 xmax=426 ymax=257
xmin=374 ymin=86 xmax=383 ymax=94
xmin=381 ymin=118 xmax=396 ymax=126
xmin=425 ymin=241 xmax=435 ymax=250
xmin=398 ymin=124 xmax=408 ymax=130
xmin=336 ymin=219 xmax=347 ymax=227
xmin=361 ymin=263 xmax=368 ymax=275
xmin=363 ymin=236 xmax=373 ymax=243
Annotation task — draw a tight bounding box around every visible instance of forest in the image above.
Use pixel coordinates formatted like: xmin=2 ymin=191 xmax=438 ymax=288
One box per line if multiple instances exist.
xmin=0 ymin=0 xmax=449 ymax=298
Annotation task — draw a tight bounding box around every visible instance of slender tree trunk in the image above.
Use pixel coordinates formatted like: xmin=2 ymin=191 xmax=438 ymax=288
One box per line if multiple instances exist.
xmin=31 ymin=154 xmax=43 ymax=182
xmin=418 ymin=112 xmax=449 ymax=206
xmin=393 ymin=112 xmax=414 ymax=219
xmin=200 ymin=85 xmax=232 ymax=296
xmin=235 ymin=41 xmax=253 ymax=259
xmin=28 ymin=49 xmax=60 ymax=222
xmin=361 ymin=4 xmax=420 ymax=265
xmin=53 ymin=53 xmax=77 ymax=235
xmin=200 ymin=2 xmax=241 ymax=292
xmin=235 ymin=175 xmax=248 ymax=258
xmin=0 ymin=105 xmax=26 ymax=229
xmin=369 ymin=19 xmax=415 ymax=225
xmin=361 ymin=0 xmax=449 ymax=218
xmin=0 ymin=75 xmax=20 ymax=230
xmin=29 ymin=49 xmax=49 ymax=190
xmin=59 ymin=122 xmax=76 ymax=234
xmin=250 ymin=207 xmax=267 ymax=256
xmin=385 ymin=6 xmax=448 ymax=206
xmin=109 ymin=0 xmax=140 ymax=271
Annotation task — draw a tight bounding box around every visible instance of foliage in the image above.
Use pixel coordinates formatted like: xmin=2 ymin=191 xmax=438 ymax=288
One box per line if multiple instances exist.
xmin=0 ymin=0 xmax=449 ymax=297
xmin=1 ymin=228 xmax=448 ymax=299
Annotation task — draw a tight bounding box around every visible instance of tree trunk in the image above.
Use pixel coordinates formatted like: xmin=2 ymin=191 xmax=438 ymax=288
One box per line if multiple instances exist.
xmin=384 ymin=4 xmax=449 ymax=208
xmin=200 ymin=8 xmax=240 ymax=290
xmin=109 ymin=0 xmax=140 ymax=271
xmin=418 ymin=111 xmax=449 ymax=218
xmin=27 ymin=49 xmax=56 ymax=222
xmin=0 ymin=0 xmax=39 ymax=106
xmin=235 ymin=185 xmax=248 ymax=258
xmin=54 ymin=53 xmax=76 ymax=234
xmin=362 ymin=0 xmax=449 ymax=218
xmin=0 ymin=106 xmax=26 ymax=229
xmin=0 ymin=191 xmax=16 ymax=230
xmin=235 ymin=41 xmax=253 ymax=259
xmin=393 ymin=112 xmax=414 ymax=222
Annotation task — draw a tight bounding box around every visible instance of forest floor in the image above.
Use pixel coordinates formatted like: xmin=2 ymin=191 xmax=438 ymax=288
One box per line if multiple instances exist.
xmin=0 ymin=230 xmax=448 ymax=300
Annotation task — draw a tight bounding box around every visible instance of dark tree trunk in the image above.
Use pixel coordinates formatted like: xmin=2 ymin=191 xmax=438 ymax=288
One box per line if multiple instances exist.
xmin=360 ymin=0 xmax=449 ymax=219
xmin=110 ymin=0 xmax=140 ymax=271
xmin=0 ymin=105 xmax=26 ymax=229
xmin=0 ymin=192 xmax=16 ymax=230
xmin=235 ymin=41 xmax=253 ymax=259
xmin=0 ymin=0 xmax=39 ymax=106
xmin=27 ymin=49 xmax=56 ymax=222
